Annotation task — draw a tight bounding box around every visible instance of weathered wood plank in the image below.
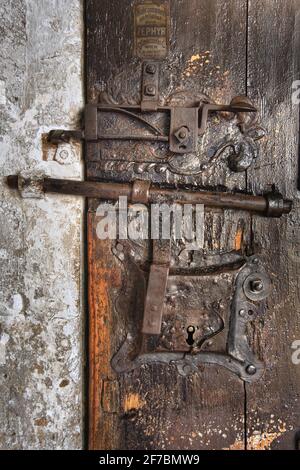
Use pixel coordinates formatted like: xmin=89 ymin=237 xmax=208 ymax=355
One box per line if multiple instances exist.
xmin=88 ymin=214 xmax=123 ymax=449
xmin=246 ymin=0 xmax=300 ymax=450
xmin=87 ymin=0 xmax=250 ymax=450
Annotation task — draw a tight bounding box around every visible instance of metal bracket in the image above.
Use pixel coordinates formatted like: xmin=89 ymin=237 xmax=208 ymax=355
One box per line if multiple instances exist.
xmin=141 ymin=61 xmax=160 ymax=111
xmin=169 ymin=107 xmax=198 ymax=154
xmin=142 ymin=239 xmax=171 ymax=335
xmin=111 ymin=256 xmax=271 ymax=383
xmin=47 ymin=60 xmax=257 ymax=156
xmin=48 ymin=99 xmax=256 ymax=154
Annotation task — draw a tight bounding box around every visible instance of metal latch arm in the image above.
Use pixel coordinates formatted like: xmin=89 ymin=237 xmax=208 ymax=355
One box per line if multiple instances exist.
xmin=7 ymin=176 xmax=292 ymax=218
xmin=47 ymin=98 xmax=257 ymax=155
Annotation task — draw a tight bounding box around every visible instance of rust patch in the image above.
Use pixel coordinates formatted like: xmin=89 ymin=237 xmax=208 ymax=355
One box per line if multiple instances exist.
xmin=248 ymin=426 xmax=287 ymax=450
xmin=59 ymin=379 xmax=70 ymax=388
xmin=224 ymin=440 xmax=244 ymax=450
xmin=88 ymin=213 xmax=122 ymax=449
xmin=34 ymin=417 xmax=48 ymax=427
xmin=182 ymin=51 xmax=222 ymax=79
xmin=225 ymin=423 xmax=288 ymax=450
xmin=41 ymin=133 xmax=56 ymax=161
xmin=123 ymin=393 xmax=146 ymax=412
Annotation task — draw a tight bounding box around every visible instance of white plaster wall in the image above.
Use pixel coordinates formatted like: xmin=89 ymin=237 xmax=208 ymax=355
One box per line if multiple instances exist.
xmin=0 ymin=1 xmax=84 ymax=449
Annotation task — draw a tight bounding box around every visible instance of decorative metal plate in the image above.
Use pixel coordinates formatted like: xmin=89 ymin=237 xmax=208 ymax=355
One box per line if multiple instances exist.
xmin=111 ymin=256 xmax=270 ymax=383
xmin=134 ymin=0 xmax=170 ymax=60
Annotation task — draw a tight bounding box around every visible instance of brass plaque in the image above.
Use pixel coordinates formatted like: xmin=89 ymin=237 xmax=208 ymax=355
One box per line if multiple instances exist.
xmin=134 ymin=1 xmax=170 ymax=60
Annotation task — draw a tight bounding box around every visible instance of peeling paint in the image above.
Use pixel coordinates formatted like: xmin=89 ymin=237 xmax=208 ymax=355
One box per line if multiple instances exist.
xmin=124 ymin=393 xmax=146 ymax=412
xmin=0 ymin=80 xmax=6 ymax=105
xmin=0 ymin=0 xmax=84 ymax=450
xmin=234 ymin=227 xmax=243 ymax=251
xmin=0 ymin=332 xmax=10 ymax=365
xmin=225 ymin=419 xmax=288 ymax=451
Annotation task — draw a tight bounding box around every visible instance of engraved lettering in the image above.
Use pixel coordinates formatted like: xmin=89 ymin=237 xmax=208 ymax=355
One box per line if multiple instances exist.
xmin=134 ymin=1 xmax=170 ymax=59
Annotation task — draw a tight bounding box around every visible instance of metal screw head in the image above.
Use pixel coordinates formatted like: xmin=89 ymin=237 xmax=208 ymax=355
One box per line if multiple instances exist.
xmin=251 ymin=279 xmax=264 ymax=293
xmin=246 ymin=364 xmax=257 ymax=376
xmin=174 ymin=126 xmax=189 ymax=142
xmin=145 ymin=85 xmax=156 ymax=96
xmin=179 ymin=130 xmax=187 ymax=139
xmin=146 ymin=64 xmax=156 ymax=74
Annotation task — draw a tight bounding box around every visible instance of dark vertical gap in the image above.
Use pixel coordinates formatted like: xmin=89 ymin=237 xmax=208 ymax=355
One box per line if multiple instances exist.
xmin=245 ymin=0 xmax=249 ymax=190
xmin=82 ymin=0 xmax=90 ymax=451
xmin=298 ymin=106 xmax=300 ymax=190
xmin=244 ymin=0 xmax=250 ymax=452
xmin=243 ymin=382 xmax=248 ymax=450
xmin=295 ymin=429 xmax=300 ymax=450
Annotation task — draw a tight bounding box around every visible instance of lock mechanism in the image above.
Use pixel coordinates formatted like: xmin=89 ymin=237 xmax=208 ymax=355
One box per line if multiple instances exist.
xmin=7 ymin=60 xmax=293 ymax=384
xmin=48 ymin=61 xmax=262 ymax=176
xmin=48 ymin=98 xmax=256 ymax=155
xmin=111 ymin=255 xmax=271 ymax=383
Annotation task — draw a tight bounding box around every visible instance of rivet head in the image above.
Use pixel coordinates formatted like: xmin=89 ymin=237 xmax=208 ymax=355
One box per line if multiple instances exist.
xmin=246 ymin=364 xmax=257 ymax=376
xmin=174 ymin=126 xmax=189 ymax=142
xmin=251 ymin=279 xmax=264 ymax=293
xmin=145 ymin=85 xmax=156 ymax=96
xmin=239 ymin=309 xmax=246 ymax=317
xmin=146 ymin=64 xmax=156 ymax=74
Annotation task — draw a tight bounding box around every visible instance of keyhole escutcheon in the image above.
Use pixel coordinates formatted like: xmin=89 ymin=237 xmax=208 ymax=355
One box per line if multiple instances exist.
xmin=186 ymin=325 xmax=196 ymax=346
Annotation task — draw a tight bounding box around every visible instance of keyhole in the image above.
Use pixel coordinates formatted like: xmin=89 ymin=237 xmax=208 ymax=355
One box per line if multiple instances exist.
xmin=186 ymin=325 xmax=196 ymax=346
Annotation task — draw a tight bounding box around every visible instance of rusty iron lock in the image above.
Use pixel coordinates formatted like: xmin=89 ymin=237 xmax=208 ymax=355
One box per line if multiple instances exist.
xmin=7 ymin=60 xmax=293 ymax=384
xmin=47 ymin=60 xmax=260 ymax=172
xmin=7 ymin=175 xmax=292 ymax=218
xmin=7 ymin=175 xmax=291 ymax=384
xmin=48 ymin=96 xmax=257 ymax=156
xmin=111 ymin=254 xmax=272 ymax=383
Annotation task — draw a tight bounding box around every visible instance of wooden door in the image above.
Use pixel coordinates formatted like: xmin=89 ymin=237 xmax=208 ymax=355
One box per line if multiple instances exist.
xmin=86 ymin=0 xmax=300 ymax=450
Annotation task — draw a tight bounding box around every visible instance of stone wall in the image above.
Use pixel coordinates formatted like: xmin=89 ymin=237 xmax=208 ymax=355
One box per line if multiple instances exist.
xmin=0 ymin=0 xmax=84 ymax=449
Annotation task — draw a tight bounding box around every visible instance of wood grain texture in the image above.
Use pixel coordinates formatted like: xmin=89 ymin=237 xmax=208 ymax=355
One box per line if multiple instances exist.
xmin=246 ymin=0 xmax=300 ymax=450
xmin=88 ymin=213 xmax=123 ymax=449
xmin=86 ymin=0 xmax=253 ymax=450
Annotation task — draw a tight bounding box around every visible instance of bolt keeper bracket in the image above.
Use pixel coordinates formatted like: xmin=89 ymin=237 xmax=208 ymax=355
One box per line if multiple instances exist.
xmin=47 ymin=60 xmax=259 ymax=156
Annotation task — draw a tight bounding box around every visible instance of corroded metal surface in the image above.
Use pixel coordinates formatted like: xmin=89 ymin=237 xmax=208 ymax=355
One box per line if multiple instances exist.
xmin=7 ymin=175 xmax=292 ymax=217
xmin=112 ymin=256 xmax=270 ymax=383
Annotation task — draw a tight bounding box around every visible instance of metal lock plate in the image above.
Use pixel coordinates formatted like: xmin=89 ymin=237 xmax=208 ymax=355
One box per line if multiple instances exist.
xmin=141 ymin=273 xmax=231 ymax=355
xmin=169 ymin=107 xmax=198 ymax=154
xmin=112 ymin=256 xmax=271 ymax=383
xmin=48 ymin=61 xmax=264 ymax=181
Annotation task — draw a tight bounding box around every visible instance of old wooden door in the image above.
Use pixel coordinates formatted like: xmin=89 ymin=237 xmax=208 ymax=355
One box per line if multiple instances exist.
xmin=86 ymin=0 xmax=300 ymax=450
